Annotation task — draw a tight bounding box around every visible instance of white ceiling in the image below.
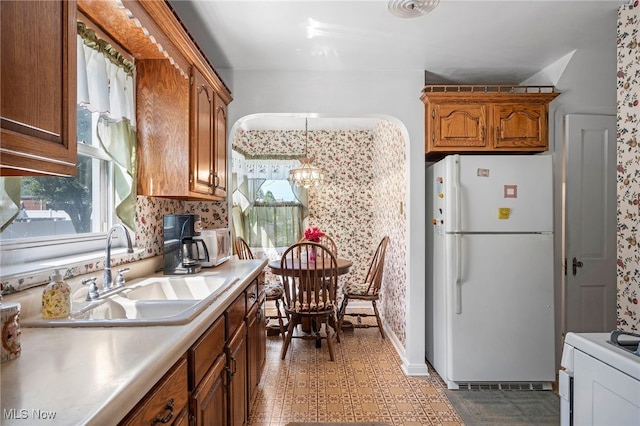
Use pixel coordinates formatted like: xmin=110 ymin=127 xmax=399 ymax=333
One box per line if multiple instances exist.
xmin=168 ymin=0 xmax=626 ymax=130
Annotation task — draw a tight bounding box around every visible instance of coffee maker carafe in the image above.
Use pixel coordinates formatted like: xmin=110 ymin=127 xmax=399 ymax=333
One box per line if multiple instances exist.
xmin=163 ymin=214 xmax=210 ymax=274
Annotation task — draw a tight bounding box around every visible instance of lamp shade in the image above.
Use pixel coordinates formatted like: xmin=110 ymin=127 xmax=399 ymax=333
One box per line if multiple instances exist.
xmin=288 ymin=118 xmax=325 ymax=188
xmin=288 ymin=157 xmax=325 ymax=189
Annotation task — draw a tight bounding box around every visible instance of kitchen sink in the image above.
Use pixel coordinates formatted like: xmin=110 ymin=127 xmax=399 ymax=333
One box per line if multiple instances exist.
xmin=122 ymin=275 xmax=235 ymax=301
xmin=22 ymin=274 xmax=239 ymax=327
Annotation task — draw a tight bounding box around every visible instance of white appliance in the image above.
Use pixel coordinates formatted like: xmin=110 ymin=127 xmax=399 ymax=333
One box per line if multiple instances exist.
xmin=426 ymin=154 xmax=556 ymax=390
xmin=560 ymin=332 xmax=640 ymax=426
xmin=200 ymin=228 xmax=231 ymax=267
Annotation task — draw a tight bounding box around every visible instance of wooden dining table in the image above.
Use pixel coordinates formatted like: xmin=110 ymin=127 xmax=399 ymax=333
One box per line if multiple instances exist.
xmin=268 ymin=257 xmax=353 ymax=344
xmin=267 ymin=257 xmax=353 ymax=277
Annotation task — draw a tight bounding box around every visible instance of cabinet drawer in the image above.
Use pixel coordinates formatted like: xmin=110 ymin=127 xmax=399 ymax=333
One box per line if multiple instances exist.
xmin=189 ymin=315 xmax=225 ymax=390
xmin=120 ymin=357 xmax=188 ymax=426
xmin=245 ymin=279 xmax=259 ymax=309
xmin=225 ymin=293 xmax=246 ymax=339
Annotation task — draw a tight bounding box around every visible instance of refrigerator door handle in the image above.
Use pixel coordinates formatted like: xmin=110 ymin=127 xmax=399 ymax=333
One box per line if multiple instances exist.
xmin=453 ymin=154 xmax=461 ymax=232
xmin=455 ymin=233 xmax=462 ymax=314
xmin=452 ymin=155 xmax=463 ymax=314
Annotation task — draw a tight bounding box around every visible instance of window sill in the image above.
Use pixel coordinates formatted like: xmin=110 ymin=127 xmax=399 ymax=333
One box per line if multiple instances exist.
xmin=1 ymin=247 xmax=147 ymax=295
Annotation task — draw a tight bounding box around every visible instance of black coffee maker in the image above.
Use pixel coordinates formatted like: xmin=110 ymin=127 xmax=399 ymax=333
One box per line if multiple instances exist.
xmin=163 ymin=214 xmax=209 ymax=274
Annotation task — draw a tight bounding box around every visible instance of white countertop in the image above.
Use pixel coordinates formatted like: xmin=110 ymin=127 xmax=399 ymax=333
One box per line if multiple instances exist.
xmin=0 ymin=258 xmax=267 ymax=425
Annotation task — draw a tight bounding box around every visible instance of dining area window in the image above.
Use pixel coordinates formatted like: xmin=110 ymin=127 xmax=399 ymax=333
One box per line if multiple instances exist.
xmin=231 ymin=149 xmax=308 ymax=256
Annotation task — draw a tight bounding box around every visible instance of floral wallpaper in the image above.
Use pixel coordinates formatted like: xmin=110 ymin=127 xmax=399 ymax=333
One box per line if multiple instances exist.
xmin=233 ymin=123 xmax=409 ymax=346
xmin=371 ymin=121 xmax=408 ymax=344
xmin=135 ymin=197 xmax=228 ymax=256
xmin=617 ymin=5 xmax=640 ymax=332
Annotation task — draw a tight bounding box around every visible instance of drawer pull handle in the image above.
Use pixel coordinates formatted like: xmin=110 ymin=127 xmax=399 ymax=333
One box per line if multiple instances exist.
xmin=151 ymin=398 xmax=174 ymax=425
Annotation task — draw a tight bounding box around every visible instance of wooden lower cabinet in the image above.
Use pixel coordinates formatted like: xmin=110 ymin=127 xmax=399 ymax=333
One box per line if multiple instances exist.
xmin=247 ymin=291 xmax=266 ymax=410
xmin=119 ymin=357 xmax=189 ymax=426
xmin=121 ymin=279 xmax=265 ymax=426
xmin=227 ymin=322 xmax=248 ymax=426
xmin=190 ymin=353 xmax=227 ymax=426
xmin=173 ymin=408 xmax=190 ymax=426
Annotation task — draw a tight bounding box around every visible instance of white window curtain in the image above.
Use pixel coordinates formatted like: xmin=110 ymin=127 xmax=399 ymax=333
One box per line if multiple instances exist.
xmin=76 ymin=32 xmax=137 ymax=231
xmin=76 ymin=33 xmax=135 ymax=122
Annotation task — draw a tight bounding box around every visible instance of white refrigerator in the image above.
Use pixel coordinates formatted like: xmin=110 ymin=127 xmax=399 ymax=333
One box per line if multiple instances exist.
xmin=426 ymin=154 xmax=555 ymax=390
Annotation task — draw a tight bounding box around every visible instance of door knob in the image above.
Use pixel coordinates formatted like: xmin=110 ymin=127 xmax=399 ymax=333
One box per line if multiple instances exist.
xmin=572 ymin=257 xmax=584 ymax=276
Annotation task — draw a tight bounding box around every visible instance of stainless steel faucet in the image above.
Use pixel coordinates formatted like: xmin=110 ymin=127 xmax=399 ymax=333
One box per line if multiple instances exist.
xmin=103 ymin=224 xmax=134 ymax=291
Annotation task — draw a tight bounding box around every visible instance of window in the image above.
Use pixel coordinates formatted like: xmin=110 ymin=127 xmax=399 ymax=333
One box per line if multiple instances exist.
xmin=1 ymin=108 xmax=113 ymax=241
xmin=231 ymin=151 xmax=308 ymax=256
xmin=242 ymin=179 xmax=303 ymax=248
xmin=0 ymin=27 xmax=136 ymax=273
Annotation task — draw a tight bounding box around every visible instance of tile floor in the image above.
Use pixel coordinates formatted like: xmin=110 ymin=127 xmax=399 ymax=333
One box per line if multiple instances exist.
xmin=247 ymin=308 xmax=463 ymax=426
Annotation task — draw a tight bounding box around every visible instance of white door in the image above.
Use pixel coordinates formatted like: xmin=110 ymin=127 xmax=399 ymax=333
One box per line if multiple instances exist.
xmin=564 ymin=114 xmax=617 ymax=334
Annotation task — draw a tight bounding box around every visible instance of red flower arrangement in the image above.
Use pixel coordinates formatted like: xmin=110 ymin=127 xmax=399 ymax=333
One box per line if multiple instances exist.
xmin=304 ymin=226 xmax=325 ymax=242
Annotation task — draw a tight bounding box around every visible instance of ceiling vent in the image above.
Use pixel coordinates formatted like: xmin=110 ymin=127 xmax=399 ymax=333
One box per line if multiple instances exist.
xmin=388 ymin=0 xmax=439 ymax=18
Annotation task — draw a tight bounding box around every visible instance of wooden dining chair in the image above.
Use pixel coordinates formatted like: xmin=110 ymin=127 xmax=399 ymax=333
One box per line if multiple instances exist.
xmin=280 ymin=241 xmax=341 ymax=361
xmin=338 ymin=236 xmax=389 ymax=338
xmin=235 ymin=236 xmax=287 ymax=337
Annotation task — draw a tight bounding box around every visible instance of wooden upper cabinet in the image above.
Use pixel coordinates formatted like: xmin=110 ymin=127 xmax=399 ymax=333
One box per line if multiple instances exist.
xmin=191 ymin=68 xmax=216 ymax=196
xmin=1 ymin=0 xmax=77 ymax=176
xmin=493 ymin=103 xmax=547 ymax=149
xmin=136 ymin=59 xmax=191 ymax=198
xmin=190 ymin=67 xmax=228 ymax=200
xmin=432 ymin=104 xmax=487 ymax=150
xmin=213 ymin=92 xmax=228 ymax=199
xmin=82 ymin=0 xmax=232 ymax=201
xmin=422 ymin=85 xmax=559 ymax=161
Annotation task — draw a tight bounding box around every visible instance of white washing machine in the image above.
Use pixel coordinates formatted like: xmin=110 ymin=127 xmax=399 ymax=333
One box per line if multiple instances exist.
xmin=560 ymin=332 xmax=640 ymax=426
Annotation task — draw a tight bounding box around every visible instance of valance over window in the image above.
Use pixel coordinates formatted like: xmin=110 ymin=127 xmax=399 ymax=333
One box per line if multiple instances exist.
xmin=231 ymin=149 xmax=308 ymax=214
xmin=77 ymin=25 xmax=137 ymax=230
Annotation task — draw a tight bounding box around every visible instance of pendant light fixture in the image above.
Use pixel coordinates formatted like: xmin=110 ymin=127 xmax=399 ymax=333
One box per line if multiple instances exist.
xmin=288 ymin=118 xmax=325 ymax=189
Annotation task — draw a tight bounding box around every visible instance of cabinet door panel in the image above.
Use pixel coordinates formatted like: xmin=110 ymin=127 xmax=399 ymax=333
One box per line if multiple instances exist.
xmin=137 ymin=59 xmax=190 ymax=196
xmin=1 ymin=0 xmax=77 ymax=176
xmin=246 ymin=303 xmax=259 ymax=409
xmin=494 ymin=104 xmax=547 ymax=149
xmin=227 ymin=322 xmax=247 ymax=426
xmin=191 ymin=68 xmax=215 ymax=195
xmin=432 ymin=104 xmax=487 ymax=149
xmin=213 ymin=92 xmax=228 ymax=198
xmin=190 ymin=353 xmax=227 ymax=426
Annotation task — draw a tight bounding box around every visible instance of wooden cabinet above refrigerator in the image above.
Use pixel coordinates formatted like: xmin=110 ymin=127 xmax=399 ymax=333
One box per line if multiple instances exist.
xmin=421 ymin=85 xmax=560 ymax=161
